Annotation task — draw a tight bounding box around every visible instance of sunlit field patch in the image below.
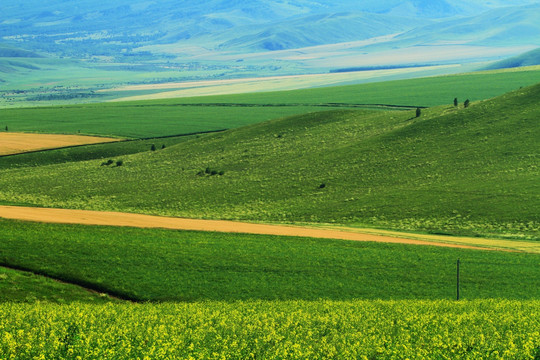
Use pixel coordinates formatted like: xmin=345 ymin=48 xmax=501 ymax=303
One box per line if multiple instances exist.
xmin=0 ymin=132 xmax=120 ymax=156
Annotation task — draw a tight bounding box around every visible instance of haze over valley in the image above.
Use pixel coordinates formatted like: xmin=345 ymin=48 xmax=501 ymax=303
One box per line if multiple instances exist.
xmin=1 ymin=0 xmax=540 ymax=106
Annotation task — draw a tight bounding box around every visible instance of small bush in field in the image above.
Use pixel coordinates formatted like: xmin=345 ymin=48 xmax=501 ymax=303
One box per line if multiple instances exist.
xmin=198 ymin=167 xmax=224 ymax=177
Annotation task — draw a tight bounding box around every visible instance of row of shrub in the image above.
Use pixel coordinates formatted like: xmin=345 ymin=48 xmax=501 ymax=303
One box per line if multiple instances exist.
xmin=100 ymin=159 xmax=123 ymax=167
xmin=197 ymin=167 xmax=225 ymax=176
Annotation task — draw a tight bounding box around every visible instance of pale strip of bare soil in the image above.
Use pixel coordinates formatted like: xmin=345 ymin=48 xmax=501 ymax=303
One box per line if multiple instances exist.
xmin=0 ymin=206 xmax=519 ymax=252
xmin=305 ymin=224 xmax=539 ymax=253
xmin=0 ymin=133 xmax=120 ymax=156
xmin=104 ymin=66 xmax=457 ymax=102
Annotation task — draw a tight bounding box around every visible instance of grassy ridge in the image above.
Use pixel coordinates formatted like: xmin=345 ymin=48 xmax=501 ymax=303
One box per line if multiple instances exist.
xmin=1 ymin=219 xmax=539 ymax=302
xmin=1 ymin=300 xmax=539 ymax=359
xmin=2 ymin=66 xmax=540 ymax=138
xmin=1 ymin=84 xmax=538 ymax=237
xmin=0 ymin=266 xmax=114 ymax=303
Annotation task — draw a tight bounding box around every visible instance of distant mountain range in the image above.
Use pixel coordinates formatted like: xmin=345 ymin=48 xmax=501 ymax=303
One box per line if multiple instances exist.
xmin=1 ymin=0 xmax=540 ymax=90
xmin=2 ymin=0 xmax=540 ymax=57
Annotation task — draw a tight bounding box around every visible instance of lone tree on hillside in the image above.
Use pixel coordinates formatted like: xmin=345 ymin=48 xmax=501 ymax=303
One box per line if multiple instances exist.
xmin=454 ymin=98 xmax=458 ymax=107
xmin=464 ymin=99 xmax=470 ymax=108
xmin=416 ymin=107 xmax=422 ymax=118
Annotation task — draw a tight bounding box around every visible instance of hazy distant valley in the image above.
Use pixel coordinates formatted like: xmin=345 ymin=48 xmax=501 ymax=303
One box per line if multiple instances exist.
xmin=1 ymin=0 xmax=540 ymax=106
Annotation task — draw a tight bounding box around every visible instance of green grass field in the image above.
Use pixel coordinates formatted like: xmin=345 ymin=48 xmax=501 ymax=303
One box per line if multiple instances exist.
xmin=1 ymin=104 xmax=350 ymax=138
xmin=1 ymin=219 xmax=539 ymax=303
xmin=2 ymin=66 xmax=540 ymax=138
xmin=1 ymin=83 xmax=538 ymax=238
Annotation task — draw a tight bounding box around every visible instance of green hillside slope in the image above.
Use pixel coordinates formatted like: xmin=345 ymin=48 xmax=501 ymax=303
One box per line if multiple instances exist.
xmin=1 ymin=84 xmax=539 ymax=238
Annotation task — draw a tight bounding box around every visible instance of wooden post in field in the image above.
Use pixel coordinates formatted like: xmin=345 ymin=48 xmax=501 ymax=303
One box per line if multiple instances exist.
xmin=456 ymin=259 xmax=461 ymax=301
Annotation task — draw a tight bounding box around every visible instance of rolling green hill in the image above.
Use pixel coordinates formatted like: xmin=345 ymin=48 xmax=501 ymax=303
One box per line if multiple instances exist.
xmin=1 ymin=83 xmax=538 ymax=238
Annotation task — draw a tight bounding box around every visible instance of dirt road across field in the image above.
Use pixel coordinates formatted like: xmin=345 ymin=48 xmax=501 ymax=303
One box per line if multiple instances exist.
xmin=0 ymin=133 xmax=120 ymax=156
xmin=0 ymin=205 xmax=526 ymax=252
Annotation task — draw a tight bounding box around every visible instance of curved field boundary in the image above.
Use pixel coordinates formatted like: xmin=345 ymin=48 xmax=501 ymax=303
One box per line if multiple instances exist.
xmin=0 ymin=206 xmax=523 ymax=252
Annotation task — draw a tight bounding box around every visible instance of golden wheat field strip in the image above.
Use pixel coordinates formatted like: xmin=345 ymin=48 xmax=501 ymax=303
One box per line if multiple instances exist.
xmin=0 ymin=205 xmax=523 ymax=251
xmin=0 ymin=133 xmax=120 ymax=156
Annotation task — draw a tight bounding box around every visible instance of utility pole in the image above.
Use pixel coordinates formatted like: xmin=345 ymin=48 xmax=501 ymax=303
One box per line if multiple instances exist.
xmin=457 ymin=259 xmax=461 ymax=301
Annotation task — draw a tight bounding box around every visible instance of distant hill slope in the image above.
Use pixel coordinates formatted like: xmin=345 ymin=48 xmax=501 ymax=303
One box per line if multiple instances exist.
xmin=216 ymin=12 xmax=418 ymax=52
xmin=486 ymin=48 xmax=540 ymax=70
xmin=373 ymin=4 xmax=540 ymax=50
xmin=0 ymin=45 xmax=42 ymax=75
xmin=0 ymin=45 xmax=41 ymax=58
xmin=2 ymin=0 xmax=539 ymax=59
xmin=1 ymin=84 xmax=538 ymax=238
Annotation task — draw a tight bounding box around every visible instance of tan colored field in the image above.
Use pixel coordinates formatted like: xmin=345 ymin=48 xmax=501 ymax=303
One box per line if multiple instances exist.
xmin=0 ymin=132 xmax=120 ymax=156
xmin=103 ymin=65 xmax=462 ymax=102
xmin=1 ymin=205 xmax=535 ymax=252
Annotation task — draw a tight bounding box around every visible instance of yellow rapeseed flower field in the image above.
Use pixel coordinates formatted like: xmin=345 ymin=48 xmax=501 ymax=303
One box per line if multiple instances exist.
xmin=1 ymin=299 xmax=538 ymax=359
